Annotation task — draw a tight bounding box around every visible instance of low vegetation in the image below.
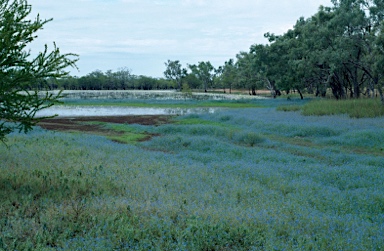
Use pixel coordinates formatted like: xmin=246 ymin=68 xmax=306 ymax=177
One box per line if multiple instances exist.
xmin=278 ymin=98 xmax=384 ymax=118
xmin=1 ymin=98 xmax=384 ymax=250
xmin=302 ymin=98 xmax=384 ymax=118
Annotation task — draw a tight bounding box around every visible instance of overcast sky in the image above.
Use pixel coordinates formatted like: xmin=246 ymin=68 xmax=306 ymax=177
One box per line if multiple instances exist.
xmin=28 ymin=0 xmax=333 ymax=78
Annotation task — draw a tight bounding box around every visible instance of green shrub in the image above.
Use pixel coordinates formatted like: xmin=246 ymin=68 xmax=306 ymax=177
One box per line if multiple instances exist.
xmin=233 ymin=131 xmax=265 ymax=146
xmin=181 ymin=83 xmax=192 ymax=94
xmin=293 ymin=126 xmax=341 ymax=138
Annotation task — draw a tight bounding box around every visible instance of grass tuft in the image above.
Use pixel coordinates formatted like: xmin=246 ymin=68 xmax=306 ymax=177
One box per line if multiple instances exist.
xmin=276 ymin=105 xmax=302 ymax=112
xmin=233 ymin=131 xmax=265 ymax=146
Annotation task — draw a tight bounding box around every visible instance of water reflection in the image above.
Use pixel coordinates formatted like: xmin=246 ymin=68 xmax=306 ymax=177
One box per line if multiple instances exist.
xmin=36 ymin=106 xmax=219 ymax=117
xmin=42 ymin=90 xmax=266 ymax=101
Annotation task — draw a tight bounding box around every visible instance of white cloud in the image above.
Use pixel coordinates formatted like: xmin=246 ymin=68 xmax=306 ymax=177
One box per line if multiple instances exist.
xmin=28 ymin=0 xmax=333 ymax=77
xmin=182 ymin=0 xmax=208 ymax=7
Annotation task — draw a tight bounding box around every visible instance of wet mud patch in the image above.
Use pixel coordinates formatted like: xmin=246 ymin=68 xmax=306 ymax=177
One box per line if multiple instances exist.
xmin=38 ymin=115 xmax=174 ymax=144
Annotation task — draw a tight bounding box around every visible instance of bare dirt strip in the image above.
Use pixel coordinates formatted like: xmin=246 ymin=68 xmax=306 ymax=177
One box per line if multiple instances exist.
xmin=38 ymin=115 xmax=174 ymax=135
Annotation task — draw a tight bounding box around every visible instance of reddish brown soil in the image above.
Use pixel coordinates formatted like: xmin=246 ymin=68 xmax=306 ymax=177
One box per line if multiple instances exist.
xmin=38 ymin=115 xmax=174 ymax=134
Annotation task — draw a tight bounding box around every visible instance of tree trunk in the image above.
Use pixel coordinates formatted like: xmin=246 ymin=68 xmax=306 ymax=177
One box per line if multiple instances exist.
xmin=265 ymin=78 xmax=277 ymax=98
xmin=378 ymin=84 xmax=384 ymax=105
xmin=329 ymin=73 xmax=345 ymax=99
xmin=353 ymin=78 xmax=360 ymax=98
xmin=251 ymin=87 xmax=257 ymax=95
xmin=297 ymin=89 xmax=304 ymax=100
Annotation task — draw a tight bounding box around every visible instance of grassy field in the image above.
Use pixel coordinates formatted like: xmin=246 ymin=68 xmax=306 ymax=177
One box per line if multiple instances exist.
xmin=278 ymin=98 xmax=384 ymax=118
xmin=1 ymin=98 xmax=384 ymax=250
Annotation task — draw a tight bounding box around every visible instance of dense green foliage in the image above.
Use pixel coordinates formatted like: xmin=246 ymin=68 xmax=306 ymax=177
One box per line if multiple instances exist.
xmin=188 ymin=61 xmax=215 ymax=92
xmin=1 ymin=98 xmax=384 ymax=250
xmin=231 ymin=0 xmax=384 ymax=102
xmin=0 ymin=0 xmax=77 ymax=142
xmin=164 ymin=60 xmax=187 ymax=91
xmin=47 ymin=69 xmax=174 ymax=91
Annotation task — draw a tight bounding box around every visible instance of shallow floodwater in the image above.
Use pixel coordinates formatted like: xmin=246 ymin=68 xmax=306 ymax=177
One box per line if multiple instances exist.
xmin=35 ymin=106 xmax=219 ymax=117
xmin=43 ymin=90 xmax=267 ymax=101
xmin=34 ymin=90 xmax=262 ymax=117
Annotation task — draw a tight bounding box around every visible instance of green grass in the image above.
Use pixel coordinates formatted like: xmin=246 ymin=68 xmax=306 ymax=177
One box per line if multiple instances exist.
xmin=302 ymin=98 xmax=384 ymax=118
xmin=172 ymin=115 xmax=265 ymax=147
xmin=277 ymin=98 xmax=384 ymax=118
xmin=104 ymin=123 xmax=151 ymax=143
xmin=80 ymin=121 xmax=150 ymax=144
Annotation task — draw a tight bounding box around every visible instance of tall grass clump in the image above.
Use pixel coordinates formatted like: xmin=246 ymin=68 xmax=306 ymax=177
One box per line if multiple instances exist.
xmin=1 ymin=101 xmax=384 ymax=250
xmin=302 ymin=98 xmax=384 ymax=118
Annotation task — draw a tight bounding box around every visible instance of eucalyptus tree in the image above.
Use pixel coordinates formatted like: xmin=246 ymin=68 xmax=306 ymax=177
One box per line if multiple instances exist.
xmin=249 ymin=42 xmax=285 ymax=97
xmin=188 ymin=61 xmax=215 ymax=92
xmin=373 ymin=21 xmax=384 ymax=104
xmin=114 ymin=67 xmax=132 ymax=90
xmin=221 ymin=59 xmax=237 ymax=94
xmin=301 ymin=0 xmax=384 ymax=100
xmin=262 ymin=30 xmax=309 ymax=98
xmin=164 ymin=60 xmax=187 ymax=90
xmin=283 ymin=30 xmax=309 ymax=98
xmin=235 ymin=51 xmax=261 ymax=95
xmin=187 ymin=64 xmax=200 ymax=89
xmin=104 ymin=70 xmax=117 ymax=89
xmin=79 ymin=70 xmax=106 ymax=90
xmin=213 ymin=65 xmax=224 ymax=92
xmin=353 ymin=0 xmax=384 ymax=102
xmin=327 ymin=0 xmax=372 ymax=98
xmin=278 ymin=13 xmax=336 ymax=98
xmin=134 ymin=75 xmax=157 ymax=90
xmin=271 ymin=1 xmax=384 ymax=101
xmin=228 ymin=0 xmax=384 ymax=102
xmin=0 ymin=0 xmax=78 ymax=142
xmin=291 ymin=5 xmax=360 ymax=99
xmin=183 ymin=72 xmax=201 ymax=90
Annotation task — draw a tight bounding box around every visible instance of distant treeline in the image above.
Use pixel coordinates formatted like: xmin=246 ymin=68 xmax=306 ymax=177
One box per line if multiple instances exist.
xmin=43 ymin=68 xmax=239 ymax=92
xmin=43 ymin=69 xmax=175 ymax=91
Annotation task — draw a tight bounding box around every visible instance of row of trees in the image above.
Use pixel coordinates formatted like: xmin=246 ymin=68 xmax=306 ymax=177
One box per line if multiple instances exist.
xmin=223 ymin=0 xmax=384 ymax=102
xmin=164 ymin=60 xmax=216 ymax=92
xmin=49 ymin=61 xmax=218 ymax=92
xmin=164 ymin=0 xmax=384 ymax=103
xmin=51 ymin=68 xmax=174 ymax=90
